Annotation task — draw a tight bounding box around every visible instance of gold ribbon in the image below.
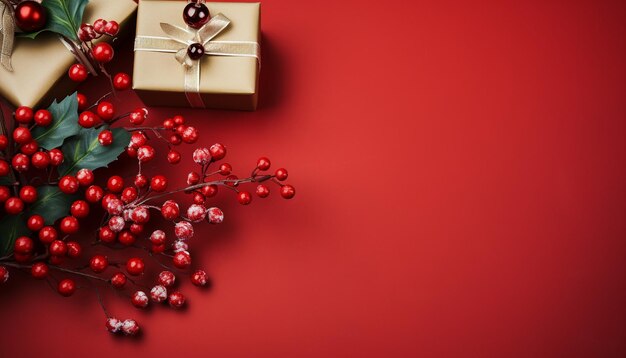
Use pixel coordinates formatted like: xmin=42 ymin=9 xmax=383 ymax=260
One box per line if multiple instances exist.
xmin=134 ymin=13 xmax=260 ymax=108
xmin=0 ymin=0 xmax=15 ymax=71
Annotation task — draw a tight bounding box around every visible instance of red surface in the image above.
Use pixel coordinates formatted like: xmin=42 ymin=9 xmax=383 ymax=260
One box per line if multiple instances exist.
xmin=1 ymin=0 xmax=625 ymax=356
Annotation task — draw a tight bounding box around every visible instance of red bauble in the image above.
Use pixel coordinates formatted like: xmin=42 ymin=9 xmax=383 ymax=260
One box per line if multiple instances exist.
xmin=14 ymin=1 xmax=47 ymax=32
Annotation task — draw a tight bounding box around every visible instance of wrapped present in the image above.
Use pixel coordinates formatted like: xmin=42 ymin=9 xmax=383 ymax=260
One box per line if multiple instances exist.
xmin=133 ymin=1 xmax=261 ymax=110
xmin=0 ymin=0 xmax=137 ymax=108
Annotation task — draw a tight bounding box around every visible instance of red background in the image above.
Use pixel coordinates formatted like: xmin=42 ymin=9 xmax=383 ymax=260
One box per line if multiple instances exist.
xmin=1 ymin=0 xmax=625 ymax=356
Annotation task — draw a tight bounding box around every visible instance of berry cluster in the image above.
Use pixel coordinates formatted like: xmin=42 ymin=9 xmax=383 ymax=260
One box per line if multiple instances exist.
xmin=0 ymin=64 xmax=295 ymax=338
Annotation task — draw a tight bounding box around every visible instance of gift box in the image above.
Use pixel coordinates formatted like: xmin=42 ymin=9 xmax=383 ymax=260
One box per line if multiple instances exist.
xmin=133 ymin=1 xmax=261 ymax=111
xmin=0 ymin=0 xmax=137 ymax=108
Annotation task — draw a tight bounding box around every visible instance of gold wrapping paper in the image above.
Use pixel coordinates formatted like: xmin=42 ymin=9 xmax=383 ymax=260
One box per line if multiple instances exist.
xmin=0 ymin=0 xmax=137 ymax=108
xmin=133 ymin=1 xmax=260 ymax=111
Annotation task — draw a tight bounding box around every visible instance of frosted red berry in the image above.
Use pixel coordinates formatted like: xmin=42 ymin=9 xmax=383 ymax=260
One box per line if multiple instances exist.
xmin=131 ymin=291 xmax=149 ymax=308
xmin=98 ymin=129 xmax=113 ymax=146
xmin=158 ymin=271 xmax=176 ymax=287
xmin=168 ymin=291 xmax=185 ymax=308
xmin=191 ymin=270 xmax=209 ymax=287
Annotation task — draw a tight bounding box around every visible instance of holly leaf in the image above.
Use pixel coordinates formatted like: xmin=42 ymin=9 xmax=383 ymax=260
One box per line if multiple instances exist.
xmin=32 ymin=92 xmax=81 ymax=150
xmin=0 ymin=214 xmax=28 ymax=256
xmin=18 ymin=0 xmax=88 ymax=41
xmin=29 ymin=185 xmax=75 ymax=225
xmin=59 ymin=127 xmax=130 ymax=175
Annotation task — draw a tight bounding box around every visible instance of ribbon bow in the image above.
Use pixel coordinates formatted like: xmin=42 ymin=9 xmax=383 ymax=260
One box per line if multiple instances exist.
xmin=0 ymin=0 xmax=15 ymax=71
xmin=134 ymin=13 xmax=260 ymax=108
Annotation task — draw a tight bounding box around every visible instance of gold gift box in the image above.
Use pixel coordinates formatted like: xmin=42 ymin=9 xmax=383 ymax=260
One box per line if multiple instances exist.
xmin=0 ymin=0 xmax=137 ymax=108
xmin=133 ymin=1 xmax=261 ymax=111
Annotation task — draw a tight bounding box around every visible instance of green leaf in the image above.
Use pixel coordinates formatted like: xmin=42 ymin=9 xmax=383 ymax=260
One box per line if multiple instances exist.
xmin=18 ymin=0 xmax=88 ymax=41
xmin=32 ymin=92 xmax=81 ymax=150
xmin=29 ymin=186 xmax=75 ymax=225
xmin=59 ymin=127 xmax=130 ymax=176
xmin=0 ymin=214 xmax=28 ymax=256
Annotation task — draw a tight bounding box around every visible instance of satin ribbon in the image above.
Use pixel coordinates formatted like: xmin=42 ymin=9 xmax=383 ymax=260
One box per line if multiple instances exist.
xmin=0 ymin=0 xmax=15 ymax=71
xmin=134 ymin=13 xmax=260 ymax=108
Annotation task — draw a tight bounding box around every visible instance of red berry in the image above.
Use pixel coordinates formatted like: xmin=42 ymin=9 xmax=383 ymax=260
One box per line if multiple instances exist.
xmin=77 ymin=23 xmax=96 ymax=41
xmin=150 ymin=285 xmax=167 ymax=302
xmin=19 ymin=185 xmax=37 ymax=203
xmin=59 ymin=175 xmax=79 ymax=194
xmin=20 ymin=140 xmax=38 ymax=155
xmin=31 ymin=262 xmax=49 ymax=279
xmin=129 ymin=108 xmax=147 ymax=125
xmin=0 ymin=135 xmax=7 ymax=150
xmin=38 ymin=226 xmax=57 ymax=244
xmin=60 ymin=216 xmax=79 ymax=234
xmin=225 ymin=175 xmax=238 ymax=187
xmin=280 ymin=185 xmax=296 ymax=199
xmin=49 ymin=149 xmax=64 ymax=166
xmin=173 ymin=115 xmax=184 ymax=126
xmin=33 ymin=109 xmax=52 ymax=127
xmin=90 ymin=255 xmax=108 ymax=273
xmin=167 ymin=150 xmax=181 ymax=164
xmin=129 ymin=132 xmax=147 ymax=148
xmin=186 ymin=204 xmax=206 ymax=222
xmin=107 ymin=175 xmax=124 ymax=193
xmin=27 ymin=214 xmax=45 ymax=231
xmin=192 ymin=192 xmax=205 ymax=204
xmin=5 ymin=197 xmax=24 ymax=214
xmin=49 ymin=240 xmax=67 ymax=256
xmin=131 ymin=291 xmax=149 ymax=308
xmin=107 ymin=215 xmax=124 ymax=233
xmin=237 ymin=191 xmax=252 ymax=205
xmin=93 ymin=18 xmax=107 ymax=34
xmin=0 ymin=186 xmax=9 ymax=202
xmin=66 ymin=241 xmax=81 ymax=258
xmin=209 ymin=143 xmax=226 ymax=160
xmin=149 ymin=230 xmax=166 ymax=245
xmin=160 ymin=200 xmax=179 ymax=220
xmin=150 ymin=175 xmax=167 ymax=192
xmin=97 ymin=102 xmax=115 ymax=122
xmin=121 ymin=187 xmax=138 ymax=203
xmin=68 ymin=64 xmax=88 ymax=82
xmin=201 ymin=184 xmax=217 ymax=197
xmin=13 ymin=127 xmax=32 ymax=144
xmin=77 ymin=93 xmax=88 ymax=111
xmin=173 ymin=251 xmax=191 ymax=269
xmin=181 ymin=126 xmax=198 ymax=144
xmin=257 ymin=157 xmax=271 ymax=171
xmin=0 ymin=266 xmax=7 ymax=284
xmin=11 ymin=153 xmax=29 ymax=172
xmin=110 ymin=272 xmax=127 ymax=288
xmin=126 ymin=258 xmax=145 ymax=276
xmin=130 ymin=223 xmax=144 ymax=235
xmin=58 ymin=279 xmax=76 ymax=297
xmin=187 ymin=171 xmax=200 ymax=185
xmin=218 ymin=163 xmax=232 ymax=175
xmin=275 ymin=168 xmax=288 ymax=181
xmin=130 ymin=206 xmax=150 ymax=224
xmin=0 ymin=160 xmax=8 ymax=177
xmin=256 ymin=184 xmax=270 ymax=198
xmin=118 ymin=230 xmax=136 ymax=246
xmin=168 ymin=291 xmax=185 ymax=308
xmin=98 ymin=129 xmax=113 ymax=146
xmin=192 ymin=147 xmax=211 ymax=164
xmin=206 ymin=207 xmax=224 ymax=224
xmin=121 ymin=319 xmax=140 ymax=336
xmin=85 ymin=185 xmax=104 ymax=203
xmin=48 ymin=255 xmax=63 ymax=265
xmin=76 ymin=168 xmax=94 ymax=186
xmin=92 ymin=43 xmax=114 ymax=63
xmin=113 ymin=72 xmax=131 ymax=90
xmin=14 ymin=106 xmax=33 ymax=124
xmin=103 ymin=20 xmax=119 ymax=36
xmin=158 ymin=271 xmax=176 ymax=287
xmin=191 ymin=270 xmax=209 ymax=286
xmin=105 ymin=317 xmax=122 ymax=333
xmin=151 ymin=244 xmax=166 ymax=254
xmin=134 ymin=174 xmax=148 ymax=188
xmin=169 ymin=134 xmax=182 ymax=145
xmin=162 ymin=118 xmax=175 ymax=129
xmin=70 ymin=200 xmax=90 ymax=218
xmin=31 ymin=151 xmax=50 ymax=169
xmin=167 ymin=221 xmax=184 ymax=238
xmin=98 ymin=227 xmax=116 ymax=243
xmin=78 ymin=111 xmax=99 ymax=128
xmin=137 ymin=145 xmax=155 ymax=162
xmin=14 ymin=236 xmax=33 ymax=254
